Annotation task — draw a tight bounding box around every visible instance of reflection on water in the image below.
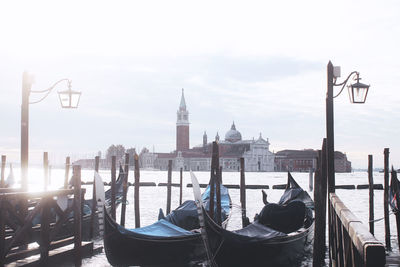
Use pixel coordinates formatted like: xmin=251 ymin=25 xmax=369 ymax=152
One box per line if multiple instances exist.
xmin=5 ymin=168 xmax=398 ymax=266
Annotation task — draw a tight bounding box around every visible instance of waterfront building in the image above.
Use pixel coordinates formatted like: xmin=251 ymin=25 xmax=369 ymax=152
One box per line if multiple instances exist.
xmin=274 ymin=149 xmax=351 ymax=172
xmin=139 ymin=90 xmax=275 ymax=172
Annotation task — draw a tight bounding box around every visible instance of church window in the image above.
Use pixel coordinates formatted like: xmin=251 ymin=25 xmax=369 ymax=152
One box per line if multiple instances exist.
xmin=183 ymin=115 xmax=187 ymax=120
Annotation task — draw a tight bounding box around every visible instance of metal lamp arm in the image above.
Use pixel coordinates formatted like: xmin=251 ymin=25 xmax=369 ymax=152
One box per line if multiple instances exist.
xmin=333 ymin=71 xmax=359 ymax=98
xmin=29 ymin=78 xmax=71 ymax=104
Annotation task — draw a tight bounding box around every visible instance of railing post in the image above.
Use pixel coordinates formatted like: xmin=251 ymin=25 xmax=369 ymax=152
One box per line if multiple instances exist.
xmin=383 ymin=148 xmax=391 ymax=250
xmin=166 ymin=160 xmax=172 ymax=215
xmin=43 ymin=152 xmax=49 ymax=191
xmin=39 ymin=196 xmax=50 ymax=265
xmin=111 ymin=156 xmax=116 ymax=220
xmin=0 ymin=155 xmax=5 ymax=188
xmin=64 ymin=156 xmax=70 ymax=189
xmin=73 ymin=165 xmax=82 ymax=267
xmin=368 ymin=155 xmax=374 ymax=235
xmin=0 ymin=195 xmax=5 ymax=266
xmin=134 ymin=154 xmax=140 ymax=228
xmin=120 ymin=153 xmax=129 ymax=226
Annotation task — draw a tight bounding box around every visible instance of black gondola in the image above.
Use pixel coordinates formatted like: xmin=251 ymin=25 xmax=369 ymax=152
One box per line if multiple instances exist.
xmin=104 ymin=184 xmax=231 ymax=266
xmin=204 ymin=172 xmax=314 ymax=267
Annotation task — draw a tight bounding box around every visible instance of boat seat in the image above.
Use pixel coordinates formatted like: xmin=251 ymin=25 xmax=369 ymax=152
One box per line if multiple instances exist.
xmin=257 ymin=200 xmax=306 ymax=234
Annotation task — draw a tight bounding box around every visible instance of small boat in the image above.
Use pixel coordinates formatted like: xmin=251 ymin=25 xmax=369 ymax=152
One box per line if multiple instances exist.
xmin=389 ymin=168 xmax=400 ymax=212
xmin=104 ymin=183 xmax=231 ymax=266
xmin=203 ymin=172 xmax=314 ymax=267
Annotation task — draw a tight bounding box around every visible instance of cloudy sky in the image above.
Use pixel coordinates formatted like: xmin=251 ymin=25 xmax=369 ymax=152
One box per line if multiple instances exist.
xmin=0 ymin=0 xmax=399 ymax=168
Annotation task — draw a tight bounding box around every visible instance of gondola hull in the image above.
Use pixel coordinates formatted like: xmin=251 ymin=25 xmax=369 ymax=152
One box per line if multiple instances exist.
xmin=104 ymin=210 xmax=205 ymax=266
xmin=205 ymin=216 xmax=313 ymax=267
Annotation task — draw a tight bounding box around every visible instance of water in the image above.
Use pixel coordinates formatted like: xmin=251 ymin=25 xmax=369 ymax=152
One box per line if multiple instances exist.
xmin=4 ymin=168 xmax=398 ymax=266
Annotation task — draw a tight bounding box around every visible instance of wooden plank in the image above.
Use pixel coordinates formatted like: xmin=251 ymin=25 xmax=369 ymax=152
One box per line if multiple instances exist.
xmin=357 ymin=184 xmax=383 ymax=190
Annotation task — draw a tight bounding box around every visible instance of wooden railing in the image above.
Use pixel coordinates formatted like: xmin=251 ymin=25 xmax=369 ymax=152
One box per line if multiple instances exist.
xmin=329 ymin=193 xmax=385 ymax=267
xmin=0 ymin=166 xmax=84 ymax=266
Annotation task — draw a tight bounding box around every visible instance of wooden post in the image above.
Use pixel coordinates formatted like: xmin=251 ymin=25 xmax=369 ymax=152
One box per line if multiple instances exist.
xmin=0 ymin=195 xmax=5 ymax=266
xmin=90 ymin=156 xmax=100 ymax=239
xmin=111 ymin=156 xmax=116 ymax=220
xmin=392 ymin=169 xmax=400 ymax=249
xmin=40 ymin=197 xmax=50 ymax=265
xmin=215 ymin=143 xmax=222 ymax=226
xmin=1 ymin=155 xmax=5 ymax=188
xmin=219 ymin=166 xmax=223 ymax=184
xmin=166 ymin=160 xmax=172 ymax=215
xmin=43 ymin=152 xmax=49 ymax=191
xmin=64 ymin=157 xmax=70 ymax=189
xmin=313 ymin=139 xmax=327 ymax=267
xmin=240 ymin=157 xmax=247 ymax=228
xmin=383 ymin=148 xmax=391 ymax=250
xmin=209 ymin=141 xmax=217 ymax=220
xmin=120 ymin=153 xmax=129 ymax=227
xmin=134 ymin=154 xmax=140 ymax=228
xmin=368 ymin=155 xmax=374 ymax=235
xmin=179 ymin=167 xmax=183 ymax=205
xmin=309 ymin=168 xmax=313 ymax=191
xmin=73 ymin=165 xmax=82 ymax=267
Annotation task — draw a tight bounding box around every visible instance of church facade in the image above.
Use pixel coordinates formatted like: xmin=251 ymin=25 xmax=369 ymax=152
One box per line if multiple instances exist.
xmin=139 ymin=90 xmax=275 ymax=172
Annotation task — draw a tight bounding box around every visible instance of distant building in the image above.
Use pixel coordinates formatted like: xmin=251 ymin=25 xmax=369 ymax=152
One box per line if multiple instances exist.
xmin=139 ymin=90 xmax=275 ymax=172
xmin=274 ymin=149 xmax=351 ymax=172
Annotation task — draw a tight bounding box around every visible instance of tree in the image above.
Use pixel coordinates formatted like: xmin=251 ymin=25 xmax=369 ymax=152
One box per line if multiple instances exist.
xmin=106 ymin=144 xmax=126 ymax=166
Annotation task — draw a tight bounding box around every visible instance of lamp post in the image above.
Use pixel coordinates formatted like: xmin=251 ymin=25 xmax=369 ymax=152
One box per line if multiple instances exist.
xmin=20 ymin=71 xmax=81 ymax=191
xmin=326 ymin=61 xmax=370 ymax=193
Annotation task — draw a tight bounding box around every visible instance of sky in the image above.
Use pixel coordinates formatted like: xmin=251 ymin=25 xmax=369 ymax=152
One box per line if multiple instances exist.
xmin=0 ymin=0 xmax=400 ymax=168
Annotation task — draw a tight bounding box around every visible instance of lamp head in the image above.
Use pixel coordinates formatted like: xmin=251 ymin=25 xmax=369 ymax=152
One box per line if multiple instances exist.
xmin=57 ymin=80 xmax=81 ymax=108
xmin=348 ymin=74 xmax=370 ymax=104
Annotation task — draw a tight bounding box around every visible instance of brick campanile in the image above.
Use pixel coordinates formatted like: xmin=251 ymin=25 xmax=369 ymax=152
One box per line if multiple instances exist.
xmin=176 ymin=89 xmax=189 ymax=151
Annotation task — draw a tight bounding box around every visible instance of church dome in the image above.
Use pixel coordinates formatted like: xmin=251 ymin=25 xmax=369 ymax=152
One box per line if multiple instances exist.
xmin=225 ymin=122 xmax=242 ymax=143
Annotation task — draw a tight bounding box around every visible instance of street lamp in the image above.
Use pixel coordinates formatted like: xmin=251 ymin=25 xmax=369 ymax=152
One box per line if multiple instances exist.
xmin=326 ymin=61 xmax=370 ymax=193
xmin=21 ymin=71 xmax=81 ymax=191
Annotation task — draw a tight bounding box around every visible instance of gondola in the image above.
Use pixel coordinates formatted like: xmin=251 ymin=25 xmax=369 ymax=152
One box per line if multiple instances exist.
xmin=389 ymin=168 xmax=400 ymax=213
xmin=203 ymin=172 xmax=314 ymax=267
xmin=104 ymin=183 xmax=231 ymax=266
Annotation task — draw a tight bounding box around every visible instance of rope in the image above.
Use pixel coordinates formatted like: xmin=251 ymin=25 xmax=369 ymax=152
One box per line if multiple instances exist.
xmin=368 ymin=210 xmax=396 ymax=223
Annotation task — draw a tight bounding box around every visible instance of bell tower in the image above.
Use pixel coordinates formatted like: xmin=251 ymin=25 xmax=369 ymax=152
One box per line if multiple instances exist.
xmin=176 ymin=89 xmax=189 ymax=151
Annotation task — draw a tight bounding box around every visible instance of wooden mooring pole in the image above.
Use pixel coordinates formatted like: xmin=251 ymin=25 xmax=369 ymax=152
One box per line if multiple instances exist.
xmin=384 ymin=148 xmax=391 ymax=250
xmin=43 ymin=152 xmax=49 ymax=191
xmin=73 ymin=165 xmax=82 ymax=267
xmin=121 ymin=153 xmax=129 ymax=227
xmin=134 ymin=154 xmax=140 ymax=228
xmin=240 ymin=157 xmax=247 ymax=228
xmin=90 ymin=156 xmax=100 ymax=239
xmin=166 ymin=160 xmax=172 ymax=215
xmin=391 ymin=169 xmax=400 ymax=249
xmin=179 ymin=167 xmax=183 ymax=205
xmin=368 ymin=155 xmax=374 ymax=235
xmin=1 ymin=155 xmax=5 ymax=188
xmin=111 ymin=156 xmax=116 ymax=220
xmin=215 ymin=142 xmax=222 ymax=226
xmin=313 ymin=138 xmax=327 ymax=267
xmin=64 ymin=156 xmax=70 ymax=189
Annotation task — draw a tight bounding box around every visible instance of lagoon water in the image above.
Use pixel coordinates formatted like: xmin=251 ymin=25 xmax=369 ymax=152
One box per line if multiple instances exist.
xmin=5 ymin=168 xmax=398 ymax=266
